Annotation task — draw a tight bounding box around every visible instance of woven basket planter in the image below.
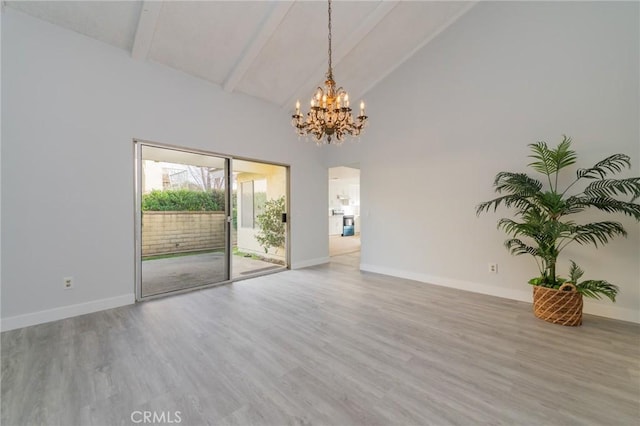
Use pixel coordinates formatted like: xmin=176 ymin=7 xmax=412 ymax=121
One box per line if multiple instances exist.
xmin=532 ymin=283 xmax=583 ymax=326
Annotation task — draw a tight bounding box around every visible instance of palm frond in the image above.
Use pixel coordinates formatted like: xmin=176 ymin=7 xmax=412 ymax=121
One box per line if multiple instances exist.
xmin=571 ymin=197 xmax=640 ymax=220
xmin=584 ymin=178 xmax=640 ymax=199
xmin=576 ymin=280 xmax=619 ymax=301
xmin=520 ymin=206 xmax=550 ymax=223
xmin=494 ymin=172 xmax=543 ymax=195
xmin=527 ymin=136 xmax=577 ymax=177
xmin=527 ymin=141 xmax=555 ymax=178
xmin=570 ymin=221 xmax=627 ymax=247
xmin=534 ymin=191 xmax=567 ymax=216
xmin=504 ymin=239 xmax=540 ymax=257
xmin=476 ymin=195 xmax=536 ymax=216
xmin=568 ymin=260 xmax=584 ymax=283
xmin=498 ymin=218 xmax=539 ymax=239
xmin=553 ymin=136 xmax=578 ymax=171
xmin=562 ymin=195 xmax=588 ymax=215
xmin=577 ymin=153 xmax=631 ymax=179
xmin=542 ymin=219 xmax=575 ymax=238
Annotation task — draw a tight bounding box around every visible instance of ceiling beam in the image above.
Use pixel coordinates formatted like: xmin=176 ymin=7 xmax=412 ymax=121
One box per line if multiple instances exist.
xmin=282 ymin=0 xmax=399 ymax=109
xmin=131 ymin=1 xmax=163 ymax=61
xmin=223 ymin=1 xmax=295 ymax=93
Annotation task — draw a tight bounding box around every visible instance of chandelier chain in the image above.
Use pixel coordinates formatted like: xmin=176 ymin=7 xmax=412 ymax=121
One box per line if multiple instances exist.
xmin=327 ymin=0 xmax=332 ymax=78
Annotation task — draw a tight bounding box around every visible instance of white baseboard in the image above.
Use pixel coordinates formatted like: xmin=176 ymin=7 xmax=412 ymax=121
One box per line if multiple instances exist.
xmin=360 ymin=263 xmax=640 ymax=324
xmin=291 ymin=257 xmax=330 ymax=269
xmin=582 ymin=300 xmax=639 ymax=323
xmin=1 ymin=294 xmax=135 ymax=332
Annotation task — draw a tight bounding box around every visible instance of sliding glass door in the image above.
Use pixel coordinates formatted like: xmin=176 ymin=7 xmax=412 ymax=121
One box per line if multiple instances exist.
xmin=136 ymin=143 xmax=230 ymax=299
xmin=231 ymin=159 xmax=288 ymax=279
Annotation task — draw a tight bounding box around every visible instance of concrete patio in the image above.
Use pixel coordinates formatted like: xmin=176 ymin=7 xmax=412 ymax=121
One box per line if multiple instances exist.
xmin=141 ymin=252 xmax=284 ymax=297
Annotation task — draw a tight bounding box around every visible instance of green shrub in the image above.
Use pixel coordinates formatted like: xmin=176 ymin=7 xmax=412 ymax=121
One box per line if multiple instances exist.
xmin=232 ymin=191 xmax=238 ymax=229
xmin=255 ymin=196 xmax=286 ymax=253
xmin=142 ymin=189 xmax=225 ymax=211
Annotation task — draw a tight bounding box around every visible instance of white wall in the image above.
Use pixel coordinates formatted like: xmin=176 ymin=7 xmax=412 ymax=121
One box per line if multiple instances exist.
xmin=1 ymin=9 xmax=329 ymax=330
xmin=329 ymin=1 xmax=640 ymax=322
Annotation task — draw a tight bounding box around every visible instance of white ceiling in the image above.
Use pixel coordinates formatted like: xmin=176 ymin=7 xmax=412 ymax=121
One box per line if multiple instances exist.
xmin=6 ymin=0 xmax=476 ymax=109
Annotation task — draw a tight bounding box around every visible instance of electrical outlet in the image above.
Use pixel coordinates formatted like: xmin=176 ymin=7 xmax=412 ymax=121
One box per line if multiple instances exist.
xmin=488 ymin=263 xmax=498 ymax=274
xmin=63 ymin=276 xmax=74 ymax=289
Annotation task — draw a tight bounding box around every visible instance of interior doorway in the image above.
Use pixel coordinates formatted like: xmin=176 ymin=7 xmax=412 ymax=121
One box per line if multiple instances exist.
xmin=328 ymin=166 xmax=360 ymax=257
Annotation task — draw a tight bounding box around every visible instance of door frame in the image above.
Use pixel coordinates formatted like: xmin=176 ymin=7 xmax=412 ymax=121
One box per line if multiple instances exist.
xmin=230 ymin=158 xmax=291 ymax=282
xmin=134 ymin=139 xmax=290 ymax=301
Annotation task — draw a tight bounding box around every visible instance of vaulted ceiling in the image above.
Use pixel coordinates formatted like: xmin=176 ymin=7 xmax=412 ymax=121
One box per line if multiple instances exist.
xmin=6 ymin=1 xmax=476 ymax=108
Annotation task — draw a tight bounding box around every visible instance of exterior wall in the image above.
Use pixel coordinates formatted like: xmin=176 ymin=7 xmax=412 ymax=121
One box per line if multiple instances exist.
xmin=142 ymin=211 xmax=226 ymax=256
xmin=236 ymin=169 xmax=287 ymax=263
xmin=237 ymin=227 xmax=286 ymax=262
xmin=142 ymin=160 xmax=164 ymax=192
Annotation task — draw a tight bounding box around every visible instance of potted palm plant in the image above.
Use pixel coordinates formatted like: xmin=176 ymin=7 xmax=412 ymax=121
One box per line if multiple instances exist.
xmin=477 ymin=136 xmax=640 ymax=325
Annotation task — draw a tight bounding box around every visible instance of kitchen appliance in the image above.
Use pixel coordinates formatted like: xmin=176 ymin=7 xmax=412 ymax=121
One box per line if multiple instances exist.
xmin=342 ymin=215 xmax=354 ymax=237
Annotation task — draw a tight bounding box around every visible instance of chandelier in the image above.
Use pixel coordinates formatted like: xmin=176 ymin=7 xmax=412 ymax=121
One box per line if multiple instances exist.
xmin=291 ymin=0 xmax=368 ymax=145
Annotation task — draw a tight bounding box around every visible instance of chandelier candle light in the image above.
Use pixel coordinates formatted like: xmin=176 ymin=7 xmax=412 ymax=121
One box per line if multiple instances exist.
xmin=291 ymin=0 xmax=368 ymax=145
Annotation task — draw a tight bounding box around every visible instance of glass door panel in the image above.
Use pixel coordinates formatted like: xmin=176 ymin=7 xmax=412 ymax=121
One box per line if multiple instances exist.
xmin=231 ymin=159 xmax=288 ymax=279
xmin=137 ymin=144 xmax=229 ymax=298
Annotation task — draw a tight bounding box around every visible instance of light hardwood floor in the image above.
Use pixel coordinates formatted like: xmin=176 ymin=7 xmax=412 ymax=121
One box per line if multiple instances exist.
xmin=329 ymin=235 xmax=361 ymax=257
xmin=2 ymin=253 xmax=639 ymax=425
